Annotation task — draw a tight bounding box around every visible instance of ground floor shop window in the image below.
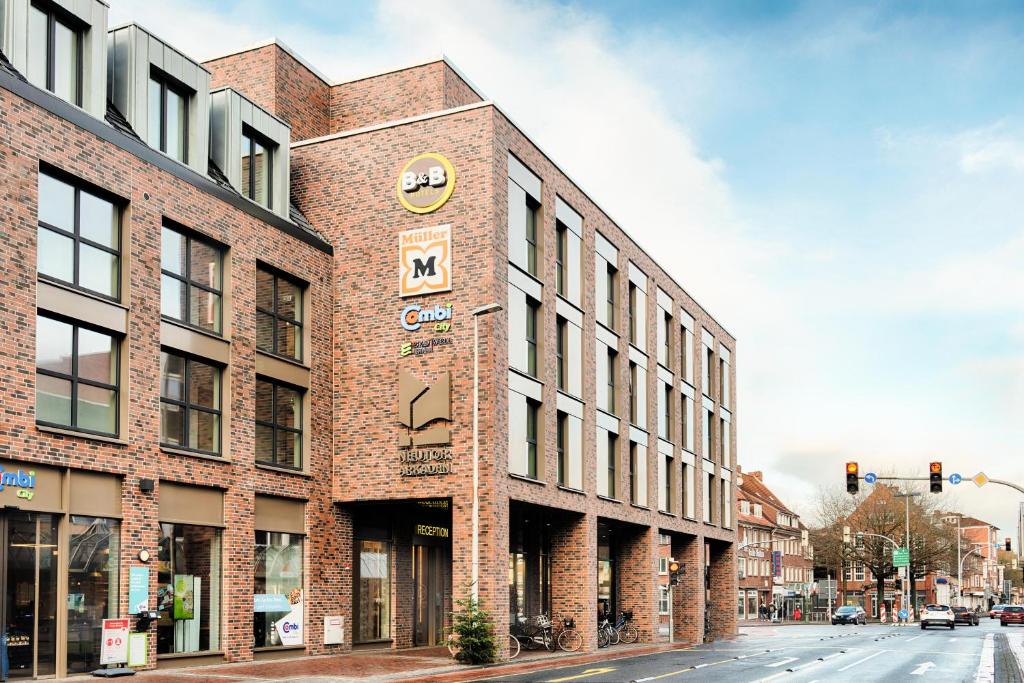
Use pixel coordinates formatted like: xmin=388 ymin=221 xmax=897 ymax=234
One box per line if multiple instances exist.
xmin=746 ymin=591 xmax=758 ymax=620
xmin=508 ymin=511 xmax=551 ymax=624
xmin=3 ymin=511 xmax=59 ymax=678
xmin=157 ymin=523 xmax=222 ymax=654
xmin=254 ymin=531 xmax=303 ymax=647
xmin=597 ymin=523 xmax=616 ymax=619
xmin=66 ymin=516 xmax=120 ymax=673
xmin=356 ymin=539 xmax=390 ymax=642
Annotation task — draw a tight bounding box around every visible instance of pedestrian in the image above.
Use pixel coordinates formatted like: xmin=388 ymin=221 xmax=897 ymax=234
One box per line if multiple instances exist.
xmin=794 ymin=606 xmax=802 ymax=621
xmin=759 ymin=603 xmax=767 ymax=621
xmin=769 ymin=603 xmax=777 ymax=622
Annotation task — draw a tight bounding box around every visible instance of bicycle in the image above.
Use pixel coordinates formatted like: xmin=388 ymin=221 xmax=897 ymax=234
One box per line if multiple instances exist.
xmin=512 ymin=613 xmax=556 ymax=652
xmin=613 ymin=609 xmax=639 ymax=644
xmin=597 ymin=615 xmax=617 ymax=647
xmin=446 ymin=627 xmax=521 ymax=660
xmin=553 ymin=614 xmax=583 ymax=652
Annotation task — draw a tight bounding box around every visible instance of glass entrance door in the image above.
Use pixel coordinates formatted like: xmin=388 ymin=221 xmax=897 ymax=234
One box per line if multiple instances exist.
xmin=2 ymin=511 xmax=59 ymax=679
xmin=412 ymin=544 xmax=447 ymax=646
xmin=353 ymin=539 xmax=390 ymax=644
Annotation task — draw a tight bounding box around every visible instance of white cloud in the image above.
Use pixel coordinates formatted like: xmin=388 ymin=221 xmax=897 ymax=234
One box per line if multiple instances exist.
xmin=956 ymin=122 xmax=1024 ymax=174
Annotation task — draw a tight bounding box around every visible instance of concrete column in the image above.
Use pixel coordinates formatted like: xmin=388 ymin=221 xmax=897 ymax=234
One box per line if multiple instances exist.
xmin=672 ymin=534 xmax=702 ymax=644
xmin=708 ymin=540 xmax=738 ymax=639
xmin=551 ymin=513 xmax=597 ymax=650
xmin=617 ymin=525 xmax=658 ymax=642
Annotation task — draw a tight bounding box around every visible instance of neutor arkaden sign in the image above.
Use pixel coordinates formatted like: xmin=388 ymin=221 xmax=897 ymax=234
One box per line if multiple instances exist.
xmin=397 ymin=152 xmax=455 ymax=214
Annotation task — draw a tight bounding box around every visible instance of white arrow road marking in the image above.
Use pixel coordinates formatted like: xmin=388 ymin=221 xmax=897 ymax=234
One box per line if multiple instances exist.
xmin=911 ymin=662 xmax=936 ymax=675
xmin=748 ymin=653 xmax=844 ymax=683
xmin=974 ymin=633 xmax=994 ymax=683
xmin=765 ymin=657 xmax=799 ymax=668
xmin=837 ymin=650 xmax=884 ymax=672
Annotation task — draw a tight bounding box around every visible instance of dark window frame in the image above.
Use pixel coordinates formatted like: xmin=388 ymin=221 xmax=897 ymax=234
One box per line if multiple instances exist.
xmin=159 ymin=349 xmax=223 ymax=456
xmin=556 ymin=411 xmax=567 ymax=486
xmin=30 ymin=1 xmax=83 ymax=106
xmin=524 ymin=196 xmax=540 ymax=277
xmin=555 ymin=316 xmax=566 ymax=391
xmin=149 ymin=67 xmax=190 ymax=163
xmin=161 ymin=223 xmax=225 ymax=336
xmin=664 ymin=454 xmax=674 ymax=511
xmin=525 ymin=398 xmax=539 ymax=479
xmin=606 ymin=432 xmax=617 ymax=499
xmin=241 ymin=125 xmax=275 ymax=210
xmin=254 ymin=377 xmax=304 ymax=470
xmin=525 ymin=297 xmax=539 ymax=378
xmin=605 ymin=263 xmax=616 ymax=330
xmin=256 ymin=265 xmax=304 ymax=362
xmin=37 ymin=167 xmax=122 ymax=302
xmin=555 ymin=222 xmax=567 ymax=296
xmin=628 ymin=282 xmax=637 ymax=345
xmin=628 ymin=442 xmax=637 ymax=504
xmin=35 ymin=313 xmax=119 ymax=436
xmin=606 ymin=348 xmax=616 ymax=414
xmin=628 ymin=361 xmax=638 ymax=425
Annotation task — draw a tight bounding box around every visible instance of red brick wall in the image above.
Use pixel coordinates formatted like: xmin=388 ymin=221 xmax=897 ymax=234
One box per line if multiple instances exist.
xmin=0 ymin=85 xmax=340 ymax=669
xmin=330 ymin=62 xmax=446 ymax=133
xmin=205 ymin=44 xmax=278 ymax=114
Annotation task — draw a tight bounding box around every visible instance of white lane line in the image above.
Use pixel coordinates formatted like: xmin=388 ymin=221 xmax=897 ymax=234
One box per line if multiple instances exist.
xmin=975 ymin=632 xmax=994 ymax=683
xmin=749 ymin=653 xmax=844 ymax=683
xmin=906 ymin=634 xmax=924 ymax=641
xmin=765 ymin=657 xmax=799 ymax=668
xmin=837 ymin=650 xmax=885 ymax=672
xmin=1007 ymin=632 xmax=1024 ymax=674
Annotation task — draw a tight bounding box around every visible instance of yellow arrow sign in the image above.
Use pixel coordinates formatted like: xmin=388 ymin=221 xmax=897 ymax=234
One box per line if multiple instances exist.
xmin=974 ymin=472 xmax=989 ymax=487
xmin=547 ymin=668 xmax=617 ymax=683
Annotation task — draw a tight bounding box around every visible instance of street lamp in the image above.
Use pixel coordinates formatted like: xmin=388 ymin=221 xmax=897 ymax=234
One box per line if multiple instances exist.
xmin=894 ymin=492 xmax=920 ymax=611
xmin=471 ymin=302 xmax=501 ymax=600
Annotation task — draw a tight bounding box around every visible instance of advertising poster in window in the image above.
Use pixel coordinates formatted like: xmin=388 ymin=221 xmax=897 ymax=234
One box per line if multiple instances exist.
xmin=173 ymin=574 xmax=195 ymax=620
xmin=273 ymin=589 xmax=303 ymax=646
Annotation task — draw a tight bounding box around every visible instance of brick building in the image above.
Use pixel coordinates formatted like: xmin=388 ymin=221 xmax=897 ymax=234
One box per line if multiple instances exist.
xmin=735 ymin=469 xmax=813 ymax=621
xmin=0 ymin=2 xmax=736 ymax=678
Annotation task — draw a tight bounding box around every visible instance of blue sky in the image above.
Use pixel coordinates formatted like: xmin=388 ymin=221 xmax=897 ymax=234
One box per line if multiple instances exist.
xmin=111 ymin=0 xmax=1024 ymax=534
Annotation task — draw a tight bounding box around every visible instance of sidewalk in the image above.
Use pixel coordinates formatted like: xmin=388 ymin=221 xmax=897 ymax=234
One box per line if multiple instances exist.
xmin=64 ymin=642 xmax=698 ymax=683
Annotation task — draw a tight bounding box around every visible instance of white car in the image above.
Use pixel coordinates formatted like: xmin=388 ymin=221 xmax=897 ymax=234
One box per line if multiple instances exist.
xmin=920 ymin=604 xmax=955 ymax=630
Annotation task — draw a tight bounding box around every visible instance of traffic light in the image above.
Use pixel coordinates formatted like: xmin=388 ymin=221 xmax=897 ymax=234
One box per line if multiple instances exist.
xmin=1006 ymin=538 xmax=1012 ymax=552
xmin=856 ymin=532 xmax=864 ymax=549
xmin=846 ymin=462 xmax=859 ymax=495
xmin=668 ymin=559 xmax=684 ymax=586
xmin=929 ymin=462 xmax=942 ymax=493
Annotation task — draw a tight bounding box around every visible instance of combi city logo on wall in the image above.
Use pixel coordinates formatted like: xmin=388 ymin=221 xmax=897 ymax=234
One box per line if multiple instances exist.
xmin=399 ymin=225 xmax=452 ymax=298
xmin=0 ymin=465 xmax=37 ymax=500
xmin=397 ymin=152 xmax=456 ymax=214
xmin=401 ymin=302 xmax=453 ymax=333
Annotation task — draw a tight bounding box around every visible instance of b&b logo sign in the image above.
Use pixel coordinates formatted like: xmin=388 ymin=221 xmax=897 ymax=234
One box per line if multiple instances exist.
xmin=397 ymin=152 xmax=455 ymax=214
xmin=399 ymin=225 xmax=451 ymax=297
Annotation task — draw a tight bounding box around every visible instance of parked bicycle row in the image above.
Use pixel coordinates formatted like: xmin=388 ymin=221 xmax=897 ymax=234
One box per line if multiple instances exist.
xmin=446 ymin=609 xmax=638 ymax=659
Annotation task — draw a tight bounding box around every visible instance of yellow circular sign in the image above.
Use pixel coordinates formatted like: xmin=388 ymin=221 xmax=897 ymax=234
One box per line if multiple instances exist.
xmin=397 ymin=153 xmax=456 ymax=214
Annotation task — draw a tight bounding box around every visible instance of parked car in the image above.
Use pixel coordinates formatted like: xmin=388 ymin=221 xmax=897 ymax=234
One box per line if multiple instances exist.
xmin=920 ymin=604 xmax=955 ymax=630
xmin=990 ymin=604 xmax=1009 ymax=619
xmin=832 ymin=605 xmax=866 ymax=625
xmin=1001 ymin=606 xmax=1024 ymax=626
xmin=953 ymin=606 xmax=979 ymax=626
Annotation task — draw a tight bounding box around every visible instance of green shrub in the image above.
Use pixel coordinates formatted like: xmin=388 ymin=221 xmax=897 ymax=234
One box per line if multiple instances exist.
xmin=451 ymin=590 xmax=498 ymax=664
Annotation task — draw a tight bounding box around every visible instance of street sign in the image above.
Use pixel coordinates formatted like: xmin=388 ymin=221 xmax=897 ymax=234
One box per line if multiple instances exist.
xmin=974 ymin=472 xmax=989 ymax=487
xmin=898 ymin=609 xmax=908 ymax=620
xmin=949 ymin=473 xmax=962 ymax=485
xmin=772 ymin=551 xmax=783 ymax=577
xmin=100 ymin=618 xmax=130 ymax=665
xmin=893 ymin=547 xmax=910 ymax=568
xmin=864 ymin=472 xmax=877 ymax=484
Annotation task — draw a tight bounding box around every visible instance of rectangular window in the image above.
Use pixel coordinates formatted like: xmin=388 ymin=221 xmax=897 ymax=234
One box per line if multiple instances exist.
xmin=629 ymin=362 xmax=638 ymax=424
xmin=526 ymin=399 xmax=539 ymax=479
xmin=683 ymin=327 xmax=694 ymax=384
xmin=67 ymin=516 xmax=120 ymax=674
xmin=254 ymin=531 xmax=303 ymax=647
xmin=628 ymin=442 xmax=637 ymax=504
xmin=721 ymin=479 xmax=731 ymax=528
xmin=148 ymin=70 xmax=189 ymax=163
xmin=556 ymin=411 xmax=567 ymax=485
xmin=720 ymin=357 xmax=730 ymax=406
xmin=704 ymin=472 xmax=714 ymax=523
xmin=160 ymin=351 xmax=222 ymax=455
xmin=720 ymin=417 xmax=730 ymax=468
xmin=555 ymin=223 xmax=567 ymax=296
xmin=161 ymin=225 xmax=224 ymax=334
xmin=606 ymin=432 xmax=617 ymax=499
xmin=663 ymin=454 xmax=673 ymax=512
xmin=556 ymin=317 xmax=567 ymax=391
xmin=605 ymin=263 xmax=617 ymax=330
xmin=27 ymin=3 xmax=81 ymax=105
xmin=659 ymin=382 xmax=672 ymax=442
xmin=659 ymin=556 xmax=668 ymax=574
xmin=524 ymin=196 xmax=539 ymax=276
xmin=681 ymin=462 xmax=691 ymax=518
xmin=157 ymin=523 xmax=222 ymax=654
xmin=255 ymin=379 xmax=303 ymax=469
xmin=37 ymin=171 xmax=120 ymax=300
xmin=606 ymin=349 xmax=617 ymax=414
xmin=681 ymin=396 xmax=690 ymax=451
xmin=703 ymin=343 xmax=714 ymax=398
xmin=36 ymin=315 xmax=118 ymax=435
xmin=241 ymin=127 xmax=274 ymax=209
xmin=661 ymin=310 xmax=673 ymax=370
xmin=525 ymin=298 xmax=539 ymax=377
xmin=659 ymin=586 xmax=670 ymax=615
xmin=256 ymin=267 xmax=303 ymax=361
xmin=703 ymin=408 xmax=713 ymax=458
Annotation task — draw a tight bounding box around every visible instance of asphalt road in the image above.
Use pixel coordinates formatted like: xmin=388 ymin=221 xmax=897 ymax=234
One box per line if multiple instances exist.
xmin=487 ymin=619 xmax=1024 ymax=683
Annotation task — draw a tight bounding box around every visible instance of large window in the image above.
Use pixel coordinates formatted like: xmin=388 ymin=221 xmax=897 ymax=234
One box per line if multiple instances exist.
xmin=555 ymin=317 xmax=566 ymax=391
xmin=254 ymin=531 xmax=303 ymax=648
xmin=241 ymin=127 xmax=273 ymax=208
xmin=161 ymin=225 xmax=223 ymax=334
xmin=556 ymin=412 xmax=567 ymax=486
xmin=148 ymin=71 xmax=188 ymax=163
xmin=606 ymin=432 xmax=617 ymax=499
xmin=67 ymin=516 xmax=120 ymax=673
xmin=525 ymin=299 xmax=539 ymax=378
xmin=658 ymin=382 xmax=672 ymax=442
xmin=37 ymin=171 xmax=120 ymax=299
xmin=355 ymin=539 xmax=389 ymax=642
xmin=524 ymin=197 xmax=539 ymax=276
xmin=36 ymin=315 xmax=118 ymax=435
xmin=555 ymin=223 xmax=567 ymax=296
xmin=605 ymin=263 xmax=617 ymax=330
xmin=256 ymin=267 xmax=303 ymax=361
xmin=255 ymin=379 xmax=302 ymax=469
xmin=606 ymin=349 xmax=617 ymax=414
xmin=525 ymin=399 xmax=539 ymax=479
xmin=27 ymin=2 xmax=80 ymax=104
xmin=628 ymin=442 xmax=637 ymax=504
xmin=157 ymin=524 xmax=222 ymax=654
xmin=160 ymin=351 xmax=222 ymax=455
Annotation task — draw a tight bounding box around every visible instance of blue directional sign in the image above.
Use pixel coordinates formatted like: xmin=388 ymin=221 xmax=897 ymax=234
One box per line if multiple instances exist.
xmin=949 ymin=473 xmax=962 ymax=485
xmin=864 ymin=472 xmax=877 ymax=485
xmin=898 ymin=609 xmax=908 ymax=620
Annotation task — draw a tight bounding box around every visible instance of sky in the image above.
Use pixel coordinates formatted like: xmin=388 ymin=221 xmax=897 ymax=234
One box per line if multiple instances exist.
xmin=108 ymin=0 xmax=1024 ymax=536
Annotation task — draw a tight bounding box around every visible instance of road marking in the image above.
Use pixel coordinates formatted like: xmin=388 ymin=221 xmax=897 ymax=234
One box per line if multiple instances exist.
xmin=546 ymin=668 xmax=616 ymax=682
xmin=911 ymin=662 xmax=936 ymax=675
xmin=765 ymin=657 xmax=799 ymax=668
xmin=837 ymin=650 xmax=884 ymax=672
xmin=906 ymin=634 xmax=924 ymax=642
xmin=1007 ymin=633 xmax=1024 ymax=676
xmin=749 ymin=653 xmax=844 ymax=683
xmin=975 ymin=632 xmax=994 ymax=683
xmin=632 ymin=659 xmax=735 ymax=682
